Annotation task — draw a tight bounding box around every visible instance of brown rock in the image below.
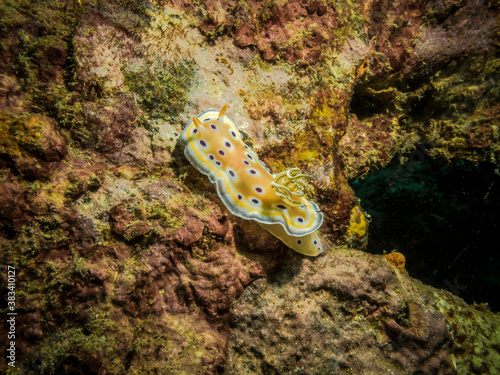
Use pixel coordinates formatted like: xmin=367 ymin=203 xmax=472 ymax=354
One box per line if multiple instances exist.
xmin=0 ymin=180 xmax=27 ymax=222
xmin=172 ymin=216 xmax=205 ymax=246
xmin=227 ymin=248 xmax=500 ymax=374
xmin=234 ymin=24 xmax=257 ymax=47
xmin=123 ymin=221 xmax=152 ymax=240
xmin=0 ymin=74 xmax=27 ymax=116
xmin=109 ymin=203 xmax=134 ymax=236
xmin=11 ymin=115 xmax=67 ymax=162
xmin=81 ymin=94 xmax=141 ymax=153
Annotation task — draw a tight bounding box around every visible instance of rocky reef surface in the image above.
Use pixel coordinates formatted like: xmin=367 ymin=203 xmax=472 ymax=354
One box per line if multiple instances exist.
xmin=228 ymin=249 xmax=500 ymax=374
xmin=0 ymin=0 xmax=499 ymax=373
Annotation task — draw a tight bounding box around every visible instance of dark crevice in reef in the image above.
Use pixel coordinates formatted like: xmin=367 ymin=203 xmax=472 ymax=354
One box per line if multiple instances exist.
xmin=348 ymin=70 xmax=431 ymax=121
xmin=349 ymin=82 xmax=394 ymax=120
xmin=351 ymin=155 xmax=500 ymax=312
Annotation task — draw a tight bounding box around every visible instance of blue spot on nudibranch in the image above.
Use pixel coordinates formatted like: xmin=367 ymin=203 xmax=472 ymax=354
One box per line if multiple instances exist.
xmin=225 ymin=141 xmax=232 ymax=148
xmin=277 ymin=204 xmax=287 ymax=210
xmin=218 ymin=149 xmax=225 ymax=156
xmin=200 ymin=140 xmax=207 ymax=147
xmin=249 ymin=169 xmax=257 ymax=175
xmin=255 ymin=187 xmax=263 ymax=193
xmin=251 ymin=198 xmax=260 ymax=204
xmin=243 ymin=159 xmax=250 ymax=166
xmin=210 ymin=123 xmax=217 ymax=130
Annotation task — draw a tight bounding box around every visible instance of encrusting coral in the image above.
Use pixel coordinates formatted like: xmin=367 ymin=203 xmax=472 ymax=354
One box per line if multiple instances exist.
xmin=345 ymin=204 xmax=369 ymax=249
xmin=384 ymin=252 xmax=406 ymax=271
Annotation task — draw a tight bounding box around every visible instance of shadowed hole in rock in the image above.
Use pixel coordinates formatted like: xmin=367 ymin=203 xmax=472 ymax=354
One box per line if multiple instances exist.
xmin=351 ymin=157 xmax=500 ymax=312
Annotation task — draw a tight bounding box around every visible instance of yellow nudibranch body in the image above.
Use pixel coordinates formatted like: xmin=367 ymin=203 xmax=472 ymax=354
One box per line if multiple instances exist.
xmin=179 ymin=105 xmax=324 ymax=256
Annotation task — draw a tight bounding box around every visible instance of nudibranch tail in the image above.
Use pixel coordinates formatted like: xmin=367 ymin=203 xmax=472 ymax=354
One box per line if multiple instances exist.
xmin=258 ymin=222 xmax=323 ymax=256
xmin=179 ymin=105 xmax=324 ymax=256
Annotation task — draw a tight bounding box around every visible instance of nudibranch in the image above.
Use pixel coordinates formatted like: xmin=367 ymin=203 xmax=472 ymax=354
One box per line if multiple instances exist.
xmin=179 ymin=105 xmax=324 ymax=256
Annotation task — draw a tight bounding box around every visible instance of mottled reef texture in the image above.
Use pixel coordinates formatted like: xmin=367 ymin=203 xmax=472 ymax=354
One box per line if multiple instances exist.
xmin=0 ymin=0 xmax=499 ymax=374
xmin=228 ymin=249 xmax=500 ymax=375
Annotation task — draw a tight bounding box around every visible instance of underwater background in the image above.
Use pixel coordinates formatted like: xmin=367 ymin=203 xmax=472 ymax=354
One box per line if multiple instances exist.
xmin=0 ymin=0 xmax=499 ymax=374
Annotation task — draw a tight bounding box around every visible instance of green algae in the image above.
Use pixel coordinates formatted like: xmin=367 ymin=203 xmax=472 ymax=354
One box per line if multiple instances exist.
xmin=150 ymin=202 xmax=186 ymax=228
xmin=64 ymin=173 xmax=101 ymax=199
xmin=1 ymin=0 xmax=196 ymax=151
xmin=24 ymin=314 xmax=127 ymax=374
xmin=123 ymin=58 xmax=196 ymax=123
xmin=432 ymin=293 xmax=500 ymax=374
xmin=4 ymin=238 xmax=220 ymax=374
xmin=1 ymin=0 xmax=84 ymax=146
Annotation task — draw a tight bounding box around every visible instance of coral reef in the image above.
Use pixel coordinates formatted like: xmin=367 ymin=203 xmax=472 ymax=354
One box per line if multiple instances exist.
xmin=228 ymin=249 xmax=500 ymax=375
xmin=0 ymin=115 xmax=67 ymax=181
xmin=0 ymin=0 xmax=498 ymax=373
xmin=177 ymin=0 xmax=359 ymax=63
